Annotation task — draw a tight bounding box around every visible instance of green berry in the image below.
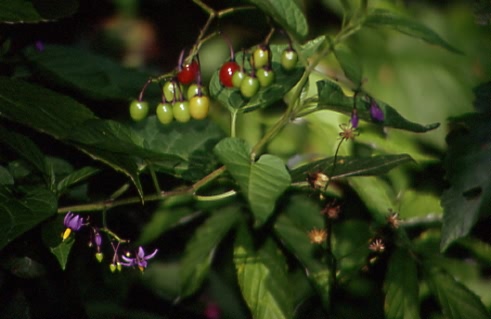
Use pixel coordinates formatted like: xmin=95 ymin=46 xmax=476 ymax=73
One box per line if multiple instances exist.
xmin=163 ymin=81 xmax=183 ymax=102
xmin=95 ymin=252 xmax=103 ymax=263
xmin=129 ymin=100 xmax=149 ymax=121
xmin=187 ymin=84 xmax=208 ymax=99
xmin=172 ymin=101 xmax=191 ymax=123
xmin=281 ymin=49 xmax=298 ymax=71
xmin=232 ymin=70 xmax=245 ymax=88
xmin=256 ymin=68 xmax=275 ymax=87
xmin=240 ymin=76 xmax=260 ymax=98
xmin=189 ymin=95 xmax=210 ymax=120
xmin=156 ymin=102 xmax=174 ymax=124
xmin=253 ymin=46 xmax=270 ymax=69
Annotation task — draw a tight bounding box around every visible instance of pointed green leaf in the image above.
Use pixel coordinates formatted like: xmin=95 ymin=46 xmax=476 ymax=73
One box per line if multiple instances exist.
xmin=316 ymin=80 xmax=440 ymax=132
xmin=348 ymin=176 xmax=396 ymax=224
xmin=440 ymin=114 xmax=491 ymax=251
xmin=214 ymin=138 xmax=291 ymax=225
xmin=179 ymin=207 xmax=240 ymax=298
xmin=334 ymin=44 xmax=363 ymax=86
xmin=363 ymin=9 xmax=462 ymax=54
xmin=234 ymin=227 xmax=294 ymax=319
xmin=423 ymin=263 xmax=489 ymax=319
xmin=50 ymin=237 xmax=75 ymax=270
xmin=57 ymin=166 xmax=100 ymax=194
xmin=384 ymin=249 xmax=420 ymax=319
xmin=0 ymin=186 xmax=57 ymax=250
xmin=209 ymin=45 xmax=304 ymax=114
xmin=0 ymin=166 xmax=14 ymax=185
xmin=24 ymin=45 xmax=157 ymax=101
xmin=274 ymin=196 xmax=332 ymax=309
xmin=0 ymin=0 xmax=78 ymax=23
xmin=247 ymin=0 xmax=308 ymax=39
xmin=290 ymin=154 xmax=414 ymax=183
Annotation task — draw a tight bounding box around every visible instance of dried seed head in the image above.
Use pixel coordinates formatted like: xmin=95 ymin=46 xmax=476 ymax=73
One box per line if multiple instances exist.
xmin=369 ymin=238 xmax=385 ymax=253
xmin=321 ymin=201 xmax=341 ymax=219
xmin=307 ymin=172 xmax=329 ymax=190
xmin=386 ymin=211 xmax=400 ymax=229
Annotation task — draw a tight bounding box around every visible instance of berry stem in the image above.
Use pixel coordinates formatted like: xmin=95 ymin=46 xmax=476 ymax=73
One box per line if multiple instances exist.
xmin=138 ymin=78 xmax=153 ymax=102
xmin=221 ymin=32 xmax=235 ymax=61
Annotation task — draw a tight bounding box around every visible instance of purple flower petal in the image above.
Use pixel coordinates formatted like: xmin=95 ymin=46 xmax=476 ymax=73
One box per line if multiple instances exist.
xmin=350 ymin=109 xmax=359 ymax=128
xmin=369 ymin=100 xmax=384 ymax=122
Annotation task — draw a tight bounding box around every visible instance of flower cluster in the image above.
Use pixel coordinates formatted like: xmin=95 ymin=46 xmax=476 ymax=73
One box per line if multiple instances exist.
xmin=61 ymin=211 xmax=158 ymax=272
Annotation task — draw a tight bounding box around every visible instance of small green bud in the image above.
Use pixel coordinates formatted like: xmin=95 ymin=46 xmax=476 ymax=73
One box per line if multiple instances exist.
xmin=109 ymin=263 xmax=117 ymax=273
xmin=95 ymin=252 xmax=103 ymax=263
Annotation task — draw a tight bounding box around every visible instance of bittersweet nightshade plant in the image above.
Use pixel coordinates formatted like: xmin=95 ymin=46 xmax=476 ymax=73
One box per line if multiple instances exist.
xmin=120 ymin=246 xmax=158 ymax=272
xmin=62 ymin=212 xmax=84 ymax=241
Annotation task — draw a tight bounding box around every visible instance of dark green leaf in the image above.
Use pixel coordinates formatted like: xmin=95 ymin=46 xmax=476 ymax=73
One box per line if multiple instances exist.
xmin=50 ymin=237 xmax=75 ymax=270
xmin=440 ymin=113 xmax=491 ymax=251
xmin=363 ymin=9 xmax=462 ymax=54
xmin=214 ymin=138 xmax=291 ymax=226
xmin=133 ymin=117 xmax=225 ymax=180
xmin=316 ymin=80 xmax=440 ymax=132
xmin=0 ymin=126 xmax=47 ymax=178
xmin=179 ymin=207 xmax=240 ymax=298
xmin=423 ymin=263 xmax=489 ymax=319
xmin=24 ymin=45 xmax=156 ymax=101
xmin=57 ymin=166 xmax=100 ymax=194
xmin=274 ymin=196 xmax=331 ymax=309
xmin=0 ymin=0 xmax=78 ymax=23
xmin=0 ymin=186 xmax=57 ymax=250
xmin=334 ymin=44 xmax=363 ymax=86
xmin=332 ymin=220 xmax=371 ymax=274
xmin=473 ymin=81 xmax=491 ymax=113
xmin=384 ymin=249 xmax=420 ymax=319
xmin=234 ymin=226 xmax=294 ymax=319
xmin=290 ymin=154 xmax=414 ymax=183
xmin=209 ymin=45 xmax=304 ymax=114
xmin=246 ymin=0 xmax=308 ymax=39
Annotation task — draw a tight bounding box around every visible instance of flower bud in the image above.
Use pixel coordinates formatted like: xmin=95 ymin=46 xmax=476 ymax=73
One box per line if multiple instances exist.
xmin=369 ymin=100 xmax=384 ymax=122
xmin=109 ymin=263 xmax=117 ymax=273
xmin=95 ymin=252 xmax=103 ymax=263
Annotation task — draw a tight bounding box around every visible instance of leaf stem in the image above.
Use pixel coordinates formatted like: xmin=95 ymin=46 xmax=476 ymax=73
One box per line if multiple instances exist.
xmin=231 ymin=110 xmax=238 ymax=138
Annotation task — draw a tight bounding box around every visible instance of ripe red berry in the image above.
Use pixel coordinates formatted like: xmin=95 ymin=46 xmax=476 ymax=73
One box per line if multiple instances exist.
xmin=177 ymin=61 xmax=199 ymax=85
xmin=219 ymin=61 xmax=240 ymax=88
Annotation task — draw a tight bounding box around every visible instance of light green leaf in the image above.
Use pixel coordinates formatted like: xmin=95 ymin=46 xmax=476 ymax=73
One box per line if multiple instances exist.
xmin=384 ymin=249 xmax=420 ymax=319
xmin=50 ymin=237 xmax=75 ymax=270
xmin=179 ymin=207 xmax=240 ymax=298
xmin=440 ymin=113 xmax=491 ymax=251
xmin=348 ymin=176 xmax=396 ymax=224
xmin=290 ymin=154 xmax=414 ymax=183
xmin=316 ymin=80 xmax=440 ymax=132
xmin=214 ymin=138 xmax=291 ymax=226
xmin=334 ymin=44 xmax=363 ymax=86
xmin=0 ymin=186 xmax=57 ymax=250
xmin=0 ymin=0 xmax=78 ymax=23
xmin=363 ymin=9 xmax=462 ymax=54
xmin=234 ymin=226 xmax=293 ymax=319
xmin=247 ymin=0 xmax=308 ymax=39
xmin=423 ymin=263 xmax=489 ymax=319
xmin=273 ymin=195 xmax=331 ymax=309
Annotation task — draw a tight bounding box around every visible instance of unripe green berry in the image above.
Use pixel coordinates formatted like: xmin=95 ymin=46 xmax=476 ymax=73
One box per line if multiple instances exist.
xmin=240 ymin=76 xmax=260 ymax=99
xmin=129 ymin=100 xmax=149 ymax=121
xmin=232 ymin=70 xmax=245 ymax=88
xmin=156 ymin=102 xmax=174 ymax=124
xmin=95 ymin=252 xmax=103 ymax=263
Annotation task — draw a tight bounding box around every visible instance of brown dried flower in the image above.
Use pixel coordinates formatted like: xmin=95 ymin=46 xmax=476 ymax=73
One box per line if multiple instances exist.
xmin=308 ymin=228 xmax=328 ymax=244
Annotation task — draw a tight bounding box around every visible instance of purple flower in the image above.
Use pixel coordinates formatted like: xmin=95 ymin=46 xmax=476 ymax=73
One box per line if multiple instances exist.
xmin=35 ymin=40 xmax=44 ymax=52
xmin=120 ymin=246 xmax=158 ymax=271
xmin=369 ymin=100 xmax=384 ymax=122
xmin=62 ymin=212 xmax=85 ymax=240
xmin=350 ymin=109 xmax=359 ymax=128
xmin=92 ymin=228 xmax=102 ymax=251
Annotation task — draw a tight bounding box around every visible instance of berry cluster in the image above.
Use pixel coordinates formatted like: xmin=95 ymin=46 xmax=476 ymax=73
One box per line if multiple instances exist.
xmin=129 ymin=53 xmax=210 ymax=124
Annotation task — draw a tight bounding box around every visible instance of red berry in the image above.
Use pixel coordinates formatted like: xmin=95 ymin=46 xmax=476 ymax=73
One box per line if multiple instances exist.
xmin=219 ymin=61 xmax=240 ymax=88
xmin=177 ymin=61 xmax=199 ymax=85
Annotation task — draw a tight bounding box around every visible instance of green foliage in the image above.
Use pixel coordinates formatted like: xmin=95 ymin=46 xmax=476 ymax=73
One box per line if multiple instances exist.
xmin=0 ymin=0 xmax=489 ymax=318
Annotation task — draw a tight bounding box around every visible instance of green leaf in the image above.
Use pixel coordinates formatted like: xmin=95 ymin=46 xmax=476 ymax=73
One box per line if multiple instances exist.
xmin=0 ymin=127 xmax=47 ymax=178
xmin=246 ymin=0 xmax=308 ymax=39
xmin=290 ymin=154 xmax=414 ymax=183
xmin=334 ymin=44 xmax=363 ymax=86
xmin=179 ymin=207 xmax=240 ymax=298
xmin=50 ymin=237 xmax=75 ymax=270
xmin=423 ymin=263 xmax=489 ymax=319
xmin=24 ymin=45 xmax=156 ymax=101
xmin=209 ymin=45 xmax=304 ymax=114
xmin=133 ymin=117 xmax=225 ymax=180
xmin=0 ymin=186 xmax=57 ymax=250
xmin=316 ymin=80 xmax=440 ymax=132
xmin=214 ymin=138 xmax=291 ymax=226
xmin=348 ymin=176 xmax=396 ymax=224
xmin=234 ymin=226 xmax=294 ymax=319
xmin=363 ymin=9 xmax=462 ymax=54
xmin=0 ymin=0 xmax=78 ymax=23
xmin=273 ymin=196 xmax=332 ymax=309
xmin=440 ymin=113 xmax=491 ymax=251
xmin=384 ymin=249 xmax=420 ymax=319
xmin=56 ymin=166 xmax=100 ymax=194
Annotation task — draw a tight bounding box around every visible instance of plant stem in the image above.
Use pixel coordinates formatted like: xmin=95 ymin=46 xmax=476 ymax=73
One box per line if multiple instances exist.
xmin=148 ymin=164 xmax=161 ymax=193
xmin=231 ymin=110 xmax=238 ymax=138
